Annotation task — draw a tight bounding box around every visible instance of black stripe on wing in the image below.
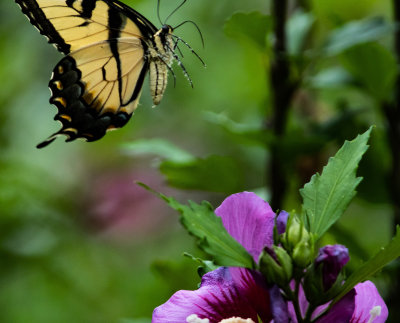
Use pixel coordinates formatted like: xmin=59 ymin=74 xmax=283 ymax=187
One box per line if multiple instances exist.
xmin=15 ymin=0 xmax=71 ymax=53
xmin=65 ymin=0 xmax=96 ymax=18
xmin=108 ymin=7 xmax=124 ymax=105
xmin=108 ymin=0 xmax=158 ymax=37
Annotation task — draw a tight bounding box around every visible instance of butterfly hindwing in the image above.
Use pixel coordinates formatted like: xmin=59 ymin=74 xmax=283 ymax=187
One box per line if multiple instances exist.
xmin=39 ymin=38 xmax=148 ymax=148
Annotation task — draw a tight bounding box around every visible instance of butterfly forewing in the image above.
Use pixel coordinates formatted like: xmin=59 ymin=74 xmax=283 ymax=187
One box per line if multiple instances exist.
xmin=16 ymin=0 xmax=156 ymax=53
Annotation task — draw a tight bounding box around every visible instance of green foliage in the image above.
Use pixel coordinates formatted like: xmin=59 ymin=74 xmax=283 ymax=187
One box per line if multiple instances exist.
xmin=160 ymin=155 xmax=245 ymax=193
xmin=121 ymin=139 xmax=195 ymax=162
xmin=323 ymin=17 xmax=393 ymax=56
xmin=224 ymin=12 xmax=271 ymax=49
xmin=333 ymin=226 xmax=400 ymax=304
xmin=287 ymin=10 xmax=315 ymax=56
xmin=300 ymin=127 xmax=372 ymax=239
xmin=138 ymin=183 xmax=255 ymax=269
xmin=340 ymin=43 xmax=397 ymax=101
xmin=151 ymin=258 xmax=200 ymax=291
xmin=203 ymin=111 xmax=270 ymax=145
xmin=183 ymin=253 xmax=219 ymax=277
xmin=307 ymin=67 xmax=353 ymax=89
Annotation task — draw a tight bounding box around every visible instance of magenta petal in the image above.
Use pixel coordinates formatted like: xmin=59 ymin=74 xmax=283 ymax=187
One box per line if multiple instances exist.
xmin=152 ymin=267 xmax=272 ymax=323
xmin=269 ymin=285 xmax=289 ymax=323
xmin=350 ymin=281 xmax=388 ymax=323
xmin=215 ymin=192 xmax=276 ymax=259
xmin=276 ymin=211 xmax=289 ymax=235
xmin=229 ymin=267 xmax=272 ymax=321
xmin=287 ymin=282 xmax=355 ymax=323
xmin=315 ymin=245 xmax=350 ymax=291
xmin=317 ymin=289 xmax=355 ymax=323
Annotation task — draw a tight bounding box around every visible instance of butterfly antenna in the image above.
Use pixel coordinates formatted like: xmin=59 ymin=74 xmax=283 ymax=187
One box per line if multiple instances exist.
xmin=171 ymin=34 xmax=206 ymax=67
xmin=173 ymin=20 xmax=204 ymax=49
xmin=164 ymin=0 xmax=187 ymax=24
xmin=157 ymin=0 xmax=163 ymax=25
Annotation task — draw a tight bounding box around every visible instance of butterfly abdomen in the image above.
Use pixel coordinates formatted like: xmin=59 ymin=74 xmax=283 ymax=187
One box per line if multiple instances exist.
xmin=147 ymin=25 xmax=175 ymax=105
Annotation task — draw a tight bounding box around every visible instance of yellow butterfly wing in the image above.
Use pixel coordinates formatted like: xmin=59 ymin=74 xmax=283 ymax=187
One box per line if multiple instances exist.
xmin=42 ymin=39 xmax=146 ymax=147
xmin=16 ymin=0 xmax=157 ymax=53
xmin=15 ymin=0 xmax=158 ymax=147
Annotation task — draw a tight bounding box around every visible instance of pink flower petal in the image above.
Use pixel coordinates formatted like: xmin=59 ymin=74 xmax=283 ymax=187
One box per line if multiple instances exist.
xmin=215 ymin=192 xmax=276 ymax=260
xmin=152 ymin=267 xmax=272 ymax=323
xmin=287 ymin=282 xmax=355 ymax=323
xmin=351 ymin=281 xmax=388 ymax=323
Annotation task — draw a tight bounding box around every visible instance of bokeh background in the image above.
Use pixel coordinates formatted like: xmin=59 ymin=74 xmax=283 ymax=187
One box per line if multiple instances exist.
xmin=0 ymin=0 xmax=399 ymax=322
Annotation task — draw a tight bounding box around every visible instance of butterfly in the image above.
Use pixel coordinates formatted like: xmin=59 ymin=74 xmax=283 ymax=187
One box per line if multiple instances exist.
xmin=15 ymin=0 xmax=204 ymax=148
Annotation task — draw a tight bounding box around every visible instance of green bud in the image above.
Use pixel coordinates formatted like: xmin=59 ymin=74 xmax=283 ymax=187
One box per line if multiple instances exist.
xmin=282 ymin=216 xmax=311 ymax=253
xmin=292 ymin=240 xmax=313 ymax=268
xmin=274 ymin=246 xmax=293 ymax=281
xmin=259 ymin=246 xmax=293 ymax=287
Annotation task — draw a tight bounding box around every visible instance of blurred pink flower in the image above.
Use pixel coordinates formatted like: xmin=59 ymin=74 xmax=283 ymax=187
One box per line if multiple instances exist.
xmin=85 ymin=170 xmax=171 ymax=239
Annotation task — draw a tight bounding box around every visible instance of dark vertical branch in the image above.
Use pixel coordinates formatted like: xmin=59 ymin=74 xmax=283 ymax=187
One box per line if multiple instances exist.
xmin=383 ymin=1 xmax=400 ymax=320
xmin=297 ymin=0 xmax=311 ymax=11
xmin=269 ymin=0 xmax=296 ymax=210
xmin=387 ymin=0 xmax=400 ymax=225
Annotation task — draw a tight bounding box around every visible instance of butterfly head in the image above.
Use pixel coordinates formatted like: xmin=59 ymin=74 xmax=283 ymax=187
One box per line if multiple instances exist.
xmin=159 ymin=24 xmax=174 ymax=35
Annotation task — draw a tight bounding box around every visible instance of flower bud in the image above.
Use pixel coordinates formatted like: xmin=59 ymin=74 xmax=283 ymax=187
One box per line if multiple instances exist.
xmin=259 ymin=246 xmax=293 ymax=287
xmin=276 ymin=210 xmax=289 ymax=235
xmin=315 ymin=244 xmax=349 ymax=291
xmin=303 ymin=244 xmax=350 ymax=306
xmin=292 ymin=240 xmax=313 ymax=268
xmin=282 ymin=216 xmax=310 ymax=253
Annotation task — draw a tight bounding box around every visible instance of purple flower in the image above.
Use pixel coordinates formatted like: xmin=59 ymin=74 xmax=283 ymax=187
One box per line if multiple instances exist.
xmin=152 ymin=192 xmax=388 ymax=323
xmin=276 ymin=211 xmax=289 ymax=235
xmin=215 ymin=192 xmax=276 ymax=260
xmin=350 ymin=281 xmax=388 ymax=323
xmin=153 ymin=192 xmax=277 ymax=323
xmin=288 ymin=281 xmax=388 ymax=323
xmin=315 ymin=245 xmax=350 ymax=291
xmin=152 ymin=267 xmax=272 ymax=323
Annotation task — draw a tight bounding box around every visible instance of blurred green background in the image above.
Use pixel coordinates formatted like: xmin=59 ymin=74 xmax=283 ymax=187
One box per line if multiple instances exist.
xmin=0 ymin=0 xmax=399 ymax=322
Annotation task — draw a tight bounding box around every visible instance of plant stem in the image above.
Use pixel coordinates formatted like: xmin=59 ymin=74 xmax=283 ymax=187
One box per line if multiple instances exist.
xmin=303 ymin=303 xmax=316 ymax=323
xmin=388 ymin=0 xmax=400 ymax=228
xmin=382 ymin=1 xmax=400 ymax=320
xmin=269 ymin=0 xmax=296 ymax=210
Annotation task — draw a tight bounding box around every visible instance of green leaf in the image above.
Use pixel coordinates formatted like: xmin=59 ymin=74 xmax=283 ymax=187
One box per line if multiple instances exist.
xmin=340 ymin=43 xmax=397 ymax=101
xmin=224 ymin=12 xmax=271 ymax=49
xmin=151 ymin=259 xmax=199 ymax=288
xmin=138 ymin=183 xmax=255 ymax=269
xmin=160 ymin=155 xmax=244 ymax=193
xmin=184 ymin=253 xmax=219 ymax=277
xmin=300 ymin=127 xmax=372 ymax=239
xmin=323 ymin=17 xmax=393 ymax=56
xmin=203 ymin=111 xmax=271 ymax=145
xmin=333 ymin=227 xmax=400 ymax=304
xmin=287 ymin=10 xmax=315 ymax=56
xmin=119 ymin=319 xmax=150 ymax=323
xmin=307 ymin=67 xmax=353 ymax=89
xmin=121 ymin=138 xmax=195 ymax=163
